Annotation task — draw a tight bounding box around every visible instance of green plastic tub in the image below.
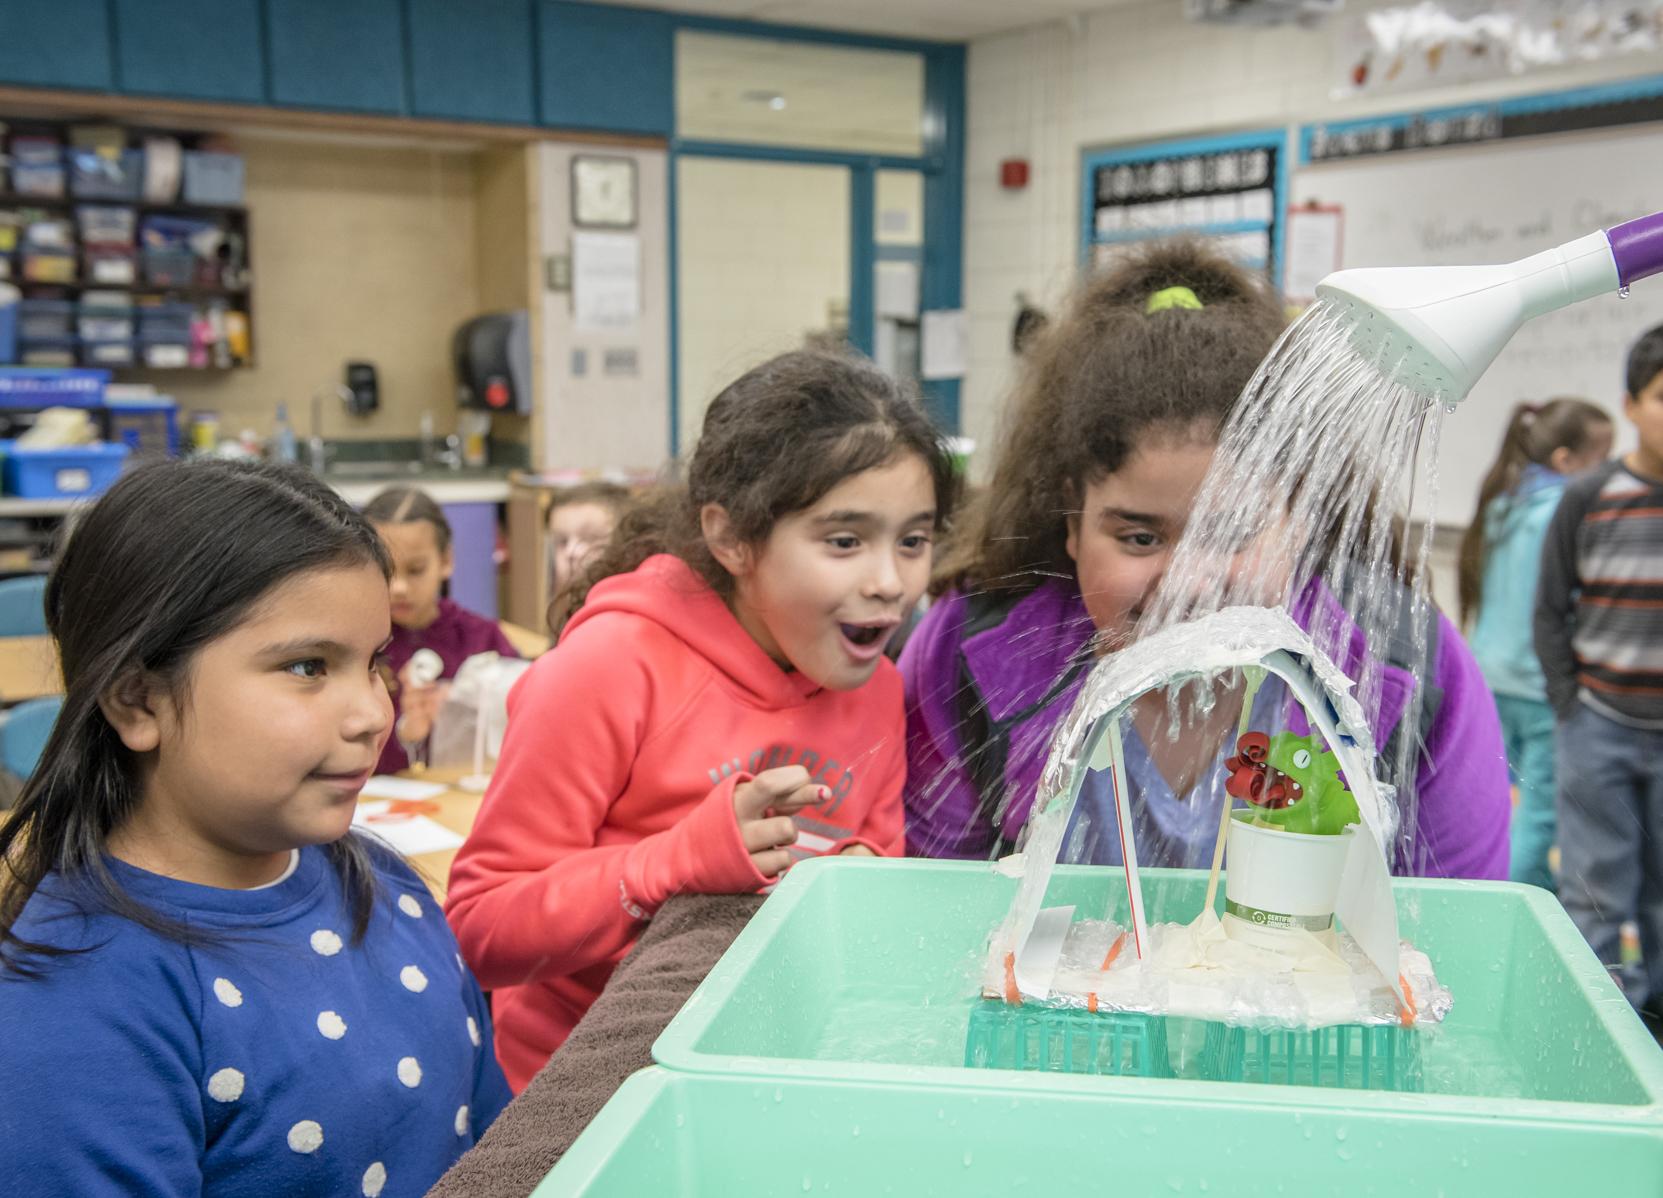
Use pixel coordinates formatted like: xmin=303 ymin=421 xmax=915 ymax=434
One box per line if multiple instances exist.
xmin=541 ymin=1065 xmax=1663 ymax=1195
xmin=649 ymin=859 xmax=1663 ymax=1165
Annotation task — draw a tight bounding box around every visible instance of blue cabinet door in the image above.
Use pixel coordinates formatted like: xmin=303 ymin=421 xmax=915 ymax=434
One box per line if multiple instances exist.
xmin=0 ymin=0 xmax=114 ymax=91
xmin=114 ymin=0 xmax=264 ymax=103
xmin=539 ymin=1 xmax=671 ymax=136
xmin=266 ymin=0 xmax=406 ymax=114
xmin=405 ymin=0 xmax=535 ymax=125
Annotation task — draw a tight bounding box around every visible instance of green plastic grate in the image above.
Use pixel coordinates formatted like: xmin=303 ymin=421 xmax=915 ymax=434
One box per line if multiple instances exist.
xmin=964 ymin=1000 xmax=1172 ymax=1078
xmin=1200 ymin=1020 xmax=1424 ymax=1091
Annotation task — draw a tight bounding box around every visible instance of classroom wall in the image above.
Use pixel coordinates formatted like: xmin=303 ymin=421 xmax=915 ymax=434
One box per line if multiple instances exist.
xmin=534 ymin=141 xmax=671 ymax=473
xmin=147 ymin=134 xmax=483 ymax=442
xmin=961 ymin=1 xmax=1663 ymax=469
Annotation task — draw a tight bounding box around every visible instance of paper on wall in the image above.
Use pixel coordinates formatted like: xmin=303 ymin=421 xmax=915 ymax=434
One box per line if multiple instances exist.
xmin=572 ymin=231 xmax=641 ymax=331
xmin=920 ymin=309 xmax=967 ymax=380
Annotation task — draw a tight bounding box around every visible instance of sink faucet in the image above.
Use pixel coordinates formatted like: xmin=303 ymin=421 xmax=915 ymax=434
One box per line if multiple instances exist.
xmin=308 ymin=383 xmax=354 ymax=473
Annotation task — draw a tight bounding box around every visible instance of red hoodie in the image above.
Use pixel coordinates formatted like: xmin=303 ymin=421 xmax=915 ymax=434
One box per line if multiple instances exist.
xmin=445 ymin=554 xmax=906 ymax=1090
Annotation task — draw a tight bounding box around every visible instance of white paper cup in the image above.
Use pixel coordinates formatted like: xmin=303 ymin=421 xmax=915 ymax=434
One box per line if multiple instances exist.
xmin=1223 ymin=811 xmax=1352 ymax=933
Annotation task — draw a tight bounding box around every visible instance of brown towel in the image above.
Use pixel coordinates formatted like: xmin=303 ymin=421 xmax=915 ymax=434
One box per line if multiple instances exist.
xmin=426 ymin=893 xmax=764 ymax=1198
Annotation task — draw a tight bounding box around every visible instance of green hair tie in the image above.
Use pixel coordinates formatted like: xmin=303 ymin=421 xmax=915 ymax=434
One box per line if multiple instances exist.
xmin=1146 ymin=286 xmax=1204 ymax=314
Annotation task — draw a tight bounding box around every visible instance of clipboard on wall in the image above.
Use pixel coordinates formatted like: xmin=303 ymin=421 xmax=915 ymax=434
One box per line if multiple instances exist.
xmin=1284 ymin=202 xmax=1344 ymax=304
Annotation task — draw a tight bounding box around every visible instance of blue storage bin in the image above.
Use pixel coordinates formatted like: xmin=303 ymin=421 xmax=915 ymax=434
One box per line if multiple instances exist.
xmin=142 ymin=248 xmax=197 ymax=288
xmin=137 ymin=333 xmax=190 ymax=369
xmin=0 ymin=288 xmax=16 ymax=366
xmin=0 ymin=439 xmax=129 ymax=498
xmin=135 ymin=302 xmax=194 ymax=336
xmin=182 ymin=152 xmax=245 ymax=206
xmin=68 ymin=149 xmax=143 ymax=201
xmin=0 ymin=367 xmax=108 ymax=408
xmin=18 ymin=300 xmax=74 ymax=340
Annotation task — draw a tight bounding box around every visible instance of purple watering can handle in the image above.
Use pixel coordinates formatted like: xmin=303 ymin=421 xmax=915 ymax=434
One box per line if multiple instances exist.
xmin=1607 ymin=211 xmax=1663 ymax=287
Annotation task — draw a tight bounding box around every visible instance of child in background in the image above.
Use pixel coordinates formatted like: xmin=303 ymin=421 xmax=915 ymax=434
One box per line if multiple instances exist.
xmin=901 ymin=239 xmax=1510 ymax=879
xmin=447 ymin=350 xmax=957 ymax=1090
xmin=1535 ymin=323 xmax=1663 ymax=1013
xmin=0 ymin=460 xmax=508 ymax=1197
xmin=1459 ymin=398 xmax=1613 ymax=890
xmin=547 ymin=480 xmax=631 ymax=607
xmin=363 ymin=486 xmax=519 ymax=774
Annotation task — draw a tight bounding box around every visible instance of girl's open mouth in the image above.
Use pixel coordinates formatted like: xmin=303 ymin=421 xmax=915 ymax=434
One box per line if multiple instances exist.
xmin=837 ymin=621 xmax=898 ymax=660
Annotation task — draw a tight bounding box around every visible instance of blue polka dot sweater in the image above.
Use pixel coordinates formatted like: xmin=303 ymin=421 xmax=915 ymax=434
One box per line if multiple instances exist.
xmin=0 ymin=843 xmax=510 ymax=1197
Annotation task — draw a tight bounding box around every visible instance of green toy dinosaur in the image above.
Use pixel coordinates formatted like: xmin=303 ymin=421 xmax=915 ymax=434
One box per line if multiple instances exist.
xmin=1222 ymin=730 xmax=1361 ymax=836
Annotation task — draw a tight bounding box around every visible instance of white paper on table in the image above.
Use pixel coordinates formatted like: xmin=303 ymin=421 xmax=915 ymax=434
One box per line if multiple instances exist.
xmin=352 ymin=801 xmax=464 ymax=856
xmin=360 ymin=776 xmax=449 ymax=801
xmin=1284 ymin=205 xmax=1344 ymax=301
xmin=920 ymin=309 xmax=967 ymax=380
xmin=572 ymin=231 xmax=640 ymax=331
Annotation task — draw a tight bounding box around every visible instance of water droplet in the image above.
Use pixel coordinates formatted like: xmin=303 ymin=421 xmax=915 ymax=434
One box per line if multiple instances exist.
xmin=1619 ymin=284 xmax=1632 ymax=299
xmin=962 ymin=1151 xmax=974 ymax=1168
xmin=773 ymin=1088 xmax=783 ymax=1103
xmin=802 ymin=1176 xmax=813 ymax=1192
xmin=1444 ymin=403 xmax=1457 ymax=414
xmin=1335 ymin=1127 xmax=1348 ymax=1141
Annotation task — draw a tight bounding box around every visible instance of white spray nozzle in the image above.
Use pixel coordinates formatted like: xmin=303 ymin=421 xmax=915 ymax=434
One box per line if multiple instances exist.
xmin=407 ymin=649 xmax=443 ymax=688
xmin=1315 ymin=230 xmax=1618 ymax=404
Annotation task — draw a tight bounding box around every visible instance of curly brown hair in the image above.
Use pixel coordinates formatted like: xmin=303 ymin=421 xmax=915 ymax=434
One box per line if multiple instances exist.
xmin=935 ymin=238 xmax=1288 ymax=593
xmin=551 ymin=349 xmax=959 ymax=633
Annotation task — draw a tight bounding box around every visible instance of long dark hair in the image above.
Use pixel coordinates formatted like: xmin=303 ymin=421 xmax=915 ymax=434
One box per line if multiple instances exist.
xmin=935 ymin=239 xmax=1287 ymax=593
xmin=551 ymin=349 xmax=959 ymax=632
xmin=0 ymin=459 xmax=393 ymax=976
xmin=1457 ymin=398 xmax=1611 ymax=625
xmin=362 ymin=485 xmax=452 ymax=552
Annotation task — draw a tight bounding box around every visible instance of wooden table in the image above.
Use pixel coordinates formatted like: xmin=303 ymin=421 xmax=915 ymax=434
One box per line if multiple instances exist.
xmin=360 ymin=767 xmax=486 ymax=902
xmin=0 ymin=635 xmax=60 ymax=703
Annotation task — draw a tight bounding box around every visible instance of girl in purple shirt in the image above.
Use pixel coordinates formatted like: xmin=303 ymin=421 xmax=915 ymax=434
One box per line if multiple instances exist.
xmin=900 ymin=240 xmax=1510 ymax=879
xmin=365 ymin=487 xmax=518 ymax=774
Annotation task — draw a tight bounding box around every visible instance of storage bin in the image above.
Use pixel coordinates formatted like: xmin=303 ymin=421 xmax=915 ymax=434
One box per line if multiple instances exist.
xmin=0 ymin=367 xmax=107 ymax=407
xmin=135 ymin=302 xmax=194 ymax=338
xmin=79 ymin=340 xmax=134 ymax=368
xmin=67 ymin=148 xmax=143 ymax=201
xmin=142 ymin=248 xmax=197 ymax=288
xmin=106 ymin=397 xmax=178 ymax=456
xmin=138 ymin=334 xmax=190 ymax=369
xmin=0 ymin=285 xmax=16 ymax=365
xmin=541 ymin=1066 xmax=1663 ymax=1197
xmin=76 ymin=205 xmax=136 ymax=246
xmin=21 ymin=251 xmax=76 ymax=285
xmin=17 ymin=300 xmax=73 ymax=341
xmin=19 ymin=339 xmax=77 ymax=368
xmin=647 ymin=859 xmax=1663 ymax=1174
xmin=9 ymin=137 xmax=64 ymax=198
xmin=0 ymin=439 xmax=129 ymax=498
xmin=78 ymin=313 xmax=133 ymax=342
xmin=83 ymin=246 xmax=136 ymax=286
xmin=181 ymin=152 xmax=245 ymax=206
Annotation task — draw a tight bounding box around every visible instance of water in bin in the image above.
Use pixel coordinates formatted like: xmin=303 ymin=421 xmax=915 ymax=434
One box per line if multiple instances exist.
xmin=428 ymin=652 xmax=532 ymax=792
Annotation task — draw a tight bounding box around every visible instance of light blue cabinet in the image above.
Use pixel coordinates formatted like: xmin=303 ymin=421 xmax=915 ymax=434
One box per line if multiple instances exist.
xmin=406 ymin=0 xmax=536 ymax=125
xmin=0 ymin=0 xmax=114 ymax=91
xmin=113 ymin=0 xmax=264 ymax=103
xmin=266 ymin=0 xmax=406 ymax=115
xmin=539 ymin=1 xmax=672 ymax=136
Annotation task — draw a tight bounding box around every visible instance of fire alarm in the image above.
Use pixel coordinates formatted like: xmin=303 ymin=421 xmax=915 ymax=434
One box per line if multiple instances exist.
xmin=1000 ymin=159 xmax=1029 ymax=190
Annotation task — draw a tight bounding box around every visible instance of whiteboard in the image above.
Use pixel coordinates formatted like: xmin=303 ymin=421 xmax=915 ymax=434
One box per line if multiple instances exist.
xmin=1292 ymin=125 xmax=1661 ymax=527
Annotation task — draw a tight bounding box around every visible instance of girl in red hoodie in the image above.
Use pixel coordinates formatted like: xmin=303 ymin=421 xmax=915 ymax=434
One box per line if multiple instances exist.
xmin=446 ymin=350 xmax=959 ymax=1089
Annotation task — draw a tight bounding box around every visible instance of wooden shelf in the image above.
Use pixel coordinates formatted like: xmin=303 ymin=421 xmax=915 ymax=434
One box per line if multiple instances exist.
xmin=0 ymin=193 xmax=247 ymax=220
xmin=13 ymin=280 xmax=251 ymax=300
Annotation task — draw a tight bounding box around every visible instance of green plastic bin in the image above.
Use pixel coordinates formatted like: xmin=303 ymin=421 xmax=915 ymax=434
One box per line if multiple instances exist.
xmin=541 ymin=1065 xmax=1663 ymax=1196
xmin=649 ymin=859 xmax=1663 ymax=1160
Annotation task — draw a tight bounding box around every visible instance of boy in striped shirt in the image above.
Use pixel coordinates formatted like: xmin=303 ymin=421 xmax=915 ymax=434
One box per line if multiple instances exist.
xmin=1535 ymin=321 xmax=1663 ymax=1013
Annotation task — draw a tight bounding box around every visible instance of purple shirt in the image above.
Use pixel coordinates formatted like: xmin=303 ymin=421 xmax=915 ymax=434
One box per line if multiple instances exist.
xmin=378 ymin=598 xmax=519 ymax=774
xmin=898 ymin=578 xmax=1510 ymax=879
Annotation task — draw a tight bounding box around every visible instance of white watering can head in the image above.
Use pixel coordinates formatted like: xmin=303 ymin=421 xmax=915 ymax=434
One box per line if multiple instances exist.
xmin=1315 ymin=211 xmax=1663 ymax=404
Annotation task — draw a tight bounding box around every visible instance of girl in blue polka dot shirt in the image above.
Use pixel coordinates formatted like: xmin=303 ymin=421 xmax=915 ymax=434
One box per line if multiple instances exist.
xmin=0 ymin=460 xmax=510 ymax=1197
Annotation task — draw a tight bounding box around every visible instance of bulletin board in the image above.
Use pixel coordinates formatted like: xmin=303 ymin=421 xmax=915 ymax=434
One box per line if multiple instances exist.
xmin=1292 ymin=77 xmax=1663 ymax=527
xmin=1080 ymin=128 xmax=1290 ymax=284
